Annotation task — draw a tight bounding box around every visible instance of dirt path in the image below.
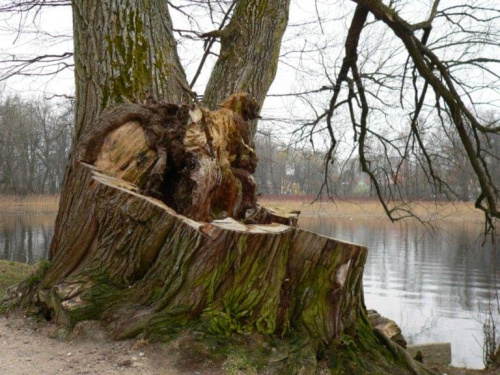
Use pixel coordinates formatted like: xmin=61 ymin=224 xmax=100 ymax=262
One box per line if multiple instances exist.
xmin=0 ymin=314 xmax=198 ymax=375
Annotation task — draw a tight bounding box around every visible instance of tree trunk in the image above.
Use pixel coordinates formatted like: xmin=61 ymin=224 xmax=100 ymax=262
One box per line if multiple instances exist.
xmin=5 ymin=97 xmax=432 ymax=374
xmin=3 ymin=1 xmax=436 ymax=374
xmin=72 ymin=0 xmax=188 ymax=137
xmin=53 ymin=0 xmax=189 ymax=260
xmin=204 ymin=0 xmax=291 ymax=134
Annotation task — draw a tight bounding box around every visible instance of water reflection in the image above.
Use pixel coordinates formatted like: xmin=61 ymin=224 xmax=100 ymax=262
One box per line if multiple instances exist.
xmin=0 ymin=214 xmax=55 ymax=264
xmin=300 ymin=216 xmax=499 ymax=369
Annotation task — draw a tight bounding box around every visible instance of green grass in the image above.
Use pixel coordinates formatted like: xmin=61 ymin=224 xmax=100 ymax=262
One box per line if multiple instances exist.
xmin=0 ymin=260 xmax=33 ymax=301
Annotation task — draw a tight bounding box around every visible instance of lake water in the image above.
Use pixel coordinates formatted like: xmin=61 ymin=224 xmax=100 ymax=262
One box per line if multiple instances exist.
xmin=0 ymin=212 xmax=498 ymax=369
xmin=0 ymin=214 xmax=54 ymax=264
xmin=300 ymin=216 xmax=499 ymax=369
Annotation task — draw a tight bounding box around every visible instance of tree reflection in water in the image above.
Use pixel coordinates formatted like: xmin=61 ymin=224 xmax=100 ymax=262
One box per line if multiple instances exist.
xmin=1 ymin=214 xmax=55 ymax=263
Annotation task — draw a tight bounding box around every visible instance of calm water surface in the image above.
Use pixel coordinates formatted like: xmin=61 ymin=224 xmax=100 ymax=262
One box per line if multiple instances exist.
xmin=300 ymin=216 xmax=499 ymax=369
xmin=0 ymin=212 xmax=498 ymax=368
xmin=0 ymin=214 xmax=54 ymax=263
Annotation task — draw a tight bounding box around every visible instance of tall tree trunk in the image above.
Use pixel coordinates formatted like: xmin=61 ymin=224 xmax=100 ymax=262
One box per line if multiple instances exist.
xmin=72 ymin=0 xmax=188 ymax=138
xmin=52 ymin=0 xmax=190 ymax=261
xmin=204 ymin=0 xmax=290 ymax=132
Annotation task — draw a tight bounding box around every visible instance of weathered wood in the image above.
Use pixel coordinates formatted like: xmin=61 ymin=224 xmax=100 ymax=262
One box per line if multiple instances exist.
xmin=368 ymin=309 xmax=408 ymax=348
xmin=35 ymin=163 xmax=366 ymax=341
xmin=6 ymin=159 xmax=433 ymax=374
xmin=6 ymin=0 xmax=442 ymax=372
xmin=75 ymin=93 xmax=259 ymax=223
xmin=3 ymin=95 xmax=437 ymax=374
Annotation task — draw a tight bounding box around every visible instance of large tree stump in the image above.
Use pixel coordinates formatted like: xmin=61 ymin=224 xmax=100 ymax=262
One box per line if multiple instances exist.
xmin=3 ymin=94 xmax=434 ymax=374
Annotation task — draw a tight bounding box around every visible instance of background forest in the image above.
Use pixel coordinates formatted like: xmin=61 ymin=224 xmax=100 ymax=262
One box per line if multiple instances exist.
xmin=1 ymin=95 xmax=499 ymax=202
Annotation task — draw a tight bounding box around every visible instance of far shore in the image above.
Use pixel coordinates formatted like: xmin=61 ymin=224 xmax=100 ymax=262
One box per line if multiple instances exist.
xmin=260 ymin=197 xmax=485 ymax=223
xmin=0 ymin=195 xmax=60 ymax=214
xmin=0 ymin=194 xmax=488 ymax=224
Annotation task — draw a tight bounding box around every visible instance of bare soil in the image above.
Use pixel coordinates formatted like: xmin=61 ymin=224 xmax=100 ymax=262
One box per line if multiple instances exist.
xmin=428 ymin=364 xmax=499 ymax=375
xmin=0 ymin=313 xmax=216 ymax=375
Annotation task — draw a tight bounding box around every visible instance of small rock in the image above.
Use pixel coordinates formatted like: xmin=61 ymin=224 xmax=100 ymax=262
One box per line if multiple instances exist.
xmin=139 ymin=352 xmax=145 ymax=357
xmin=131 ymin=356 xmax=138 ymax=361
xmin=67 ymin=352 xmax=72 ymax=357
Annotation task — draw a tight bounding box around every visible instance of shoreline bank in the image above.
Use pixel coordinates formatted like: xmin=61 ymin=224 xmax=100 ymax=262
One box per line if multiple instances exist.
xmin=0 ymin=195 xmax=486 ymax=224
xmin=0 ymin=195 xmax=60 ymax=214
xmin=259 ymin=198 xmax=485 ymax=223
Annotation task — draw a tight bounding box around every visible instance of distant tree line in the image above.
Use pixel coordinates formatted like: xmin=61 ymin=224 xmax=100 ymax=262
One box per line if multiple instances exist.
xmin=0 ymin=95 xmax=73 ymax=195
xmin=1 ymin=95 xmax=498 ymax=202
xmin=255 ymin=124 xmax=500 ymax=202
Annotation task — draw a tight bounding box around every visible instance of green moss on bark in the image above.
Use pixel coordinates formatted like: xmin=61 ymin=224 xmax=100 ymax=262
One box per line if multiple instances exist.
xmin=104 ymin=9 xmax=153 ymax=106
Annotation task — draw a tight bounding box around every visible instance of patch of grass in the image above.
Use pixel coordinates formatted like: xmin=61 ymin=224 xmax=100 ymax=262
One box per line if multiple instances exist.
xmin=26 ymin=259 xmax=51 ymax=288
xmin=0 ymin=260 xmax=33 ymax=301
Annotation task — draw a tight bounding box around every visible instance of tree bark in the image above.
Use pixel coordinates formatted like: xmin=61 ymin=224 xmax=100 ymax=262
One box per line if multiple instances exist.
xmin=38 ymin=162 xmax=367 ymax=342
xmin=204 ymin=0 xmax=291 ymax=134
xmin=72 ymin=0 xmax=188 ymax=138
xmin=5 ymin=100 xmax=433 ymax=373
xmin=53 ymin=0 xmax=189 ymax=261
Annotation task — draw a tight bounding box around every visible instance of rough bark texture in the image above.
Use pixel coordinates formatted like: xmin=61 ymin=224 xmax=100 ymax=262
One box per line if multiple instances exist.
xmin=4 ymin=97 xmax=435 ymax=374
xmin=35 ymin=163 xmax=366 ymax=338
xmin=54 ymin=0 xmax=189 ymax=260
xmin=204 ymin=0 xmax=291 ymax=134
xmin=72 ymin=0 xmax=188 ymax=138
xmin=5 ymin=162 xmax=432 ymax=374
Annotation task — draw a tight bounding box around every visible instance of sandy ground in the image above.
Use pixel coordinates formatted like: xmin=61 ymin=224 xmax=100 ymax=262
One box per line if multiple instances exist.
xmin=0 ymin=314 xmax=199 ymax=375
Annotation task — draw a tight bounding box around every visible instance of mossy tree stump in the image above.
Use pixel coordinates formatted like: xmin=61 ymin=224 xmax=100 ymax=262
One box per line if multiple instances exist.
xmin=3 ymin=94 xmax=434 ymax=374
